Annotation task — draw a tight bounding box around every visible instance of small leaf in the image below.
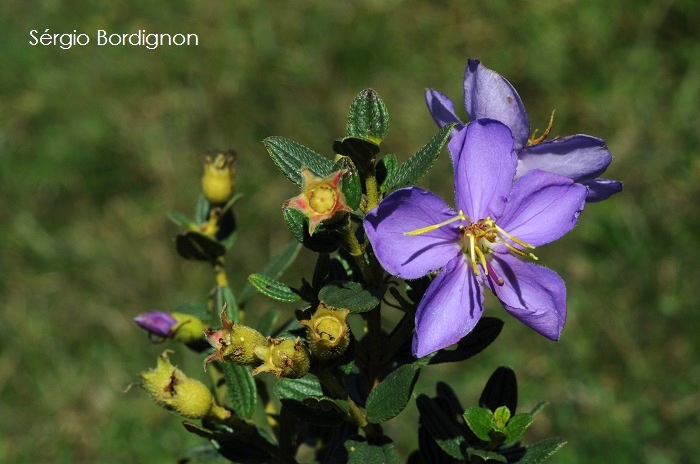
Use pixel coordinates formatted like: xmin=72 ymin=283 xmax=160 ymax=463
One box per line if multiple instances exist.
xmin=518 ymin=437 xmax=567 ymax=464
xmin=167 ymin=210 xmax=195 ymax=229
xmin=221 ymin=363 xmax=257 ymax=419
xmin=346 ymin=89 xmax=389 ymax=143
xmin=239 ymin=241 xmax=301 ymax=304
xmin=274 ymin=376 xmax=325 ymax=400
xmin=175 ymin=230 xmax=226 ymax=261
xmin=493 ymin=406 xmax=512 ymax=431
xmin=275 ymin=377 xmax=349 ymax=426
xmin=366 ymin=363 xmax=421 ymax=423
xmin=345 ymin=437 xmax=401 ymax=464
xmin=195 ymin=193 xmax=211 ymax=225
xmin=376 ymin=154 xmax=398 ymax=192
xmin=504 ymin=412 xmax=534 ymax=444
xmin=336 ymin=156 xmax=363 ymax=210
xmin=479 ymin=365 xmax=518 ymax=414
xmin=381 ymin=123 xmax=455 ymax=193
xmin=427 ymin=317 xmax=503 ymax=364
xmin=247 ymin=274 xmax=300 ymax=303
xmin=416 ymin=394 xmax=466 ymax=460
xmin=263 ymin=136 xmax=336 ymax=187
xmin=464 ymin=406 xmax=495 ymax=442
xmin=530 ymin=401 xmax=549 ymax=416
xmin=217 ymin=285 xmax=239 ymax=324
xmin=466 ymin=447 xmax=508 ymax=463
xmin=318 ymin=281 xmax=380 ymax=313
xmin=283 ymin=206 xmax=341 ymax=253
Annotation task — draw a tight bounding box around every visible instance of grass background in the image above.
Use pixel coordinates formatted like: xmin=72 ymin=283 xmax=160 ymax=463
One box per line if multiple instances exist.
xmin=2 ymin=0 xmax=699 ymax=462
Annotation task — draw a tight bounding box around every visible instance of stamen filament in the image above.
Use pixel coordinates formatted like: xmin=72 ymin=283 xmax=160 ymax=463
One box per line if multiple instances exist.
xmin=404 ymin=210 xmax=467 ymax=236
xmin=527 ymin=109 xmax=556 ymax=146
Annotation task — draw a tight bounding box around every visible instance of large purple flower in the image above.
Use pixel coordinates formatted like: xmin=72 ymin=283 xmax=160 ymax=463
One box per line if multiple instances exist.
xmin=426 ymin=59 xmax=622 ymax=202
xmin=364 ymin=119 xmax=587 ymax=358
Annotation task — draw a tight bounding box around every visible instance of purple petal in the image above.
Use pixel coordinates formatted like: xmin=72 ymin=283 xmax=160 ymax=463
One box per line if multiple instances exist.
xmin=451 ymin=119 xmax=517 ymax=220
xmin=134 ymin=311 xmax=177 ymax=337
xmin=364 ymin=187 xmax=461 ymax=280
xmin=412 ymin=255 xmax=484 ymax=358
xmin=517 ymin=134 xmax=613 ymax=182
xmin=425 ymin=88 xmax=465 ymax=135
xmin=497 ymin=170 xmax=587 ymax=247
xmin=579 ymin=178 xmax=623 ymax=202
xmin=485 ymin=255 xmax=566 ymax=340
xmin=463 ymin=59 xmax=530 ymax=151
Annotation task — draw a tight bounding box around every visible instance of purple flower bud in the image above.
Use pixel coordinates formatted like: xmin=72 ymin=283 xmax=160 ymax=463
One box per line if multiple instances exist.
xmin=134 ymin=311 xmax=178 ymax=337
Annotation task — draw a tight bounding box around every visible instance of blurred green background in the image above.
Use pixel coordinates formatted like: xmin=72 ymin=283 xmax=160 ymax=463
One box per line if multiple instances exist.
xmin=2 ymin=0 xmax=698 ymax=462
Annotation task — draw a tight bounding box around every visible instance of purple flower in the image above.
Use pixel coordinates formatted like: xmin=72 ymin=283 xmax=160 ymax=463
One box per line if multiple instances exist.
xmin=134 ymin=311 xmax=178 ymax=338
xmin=364 ymin=119 xmax=587 ymax=357
xmin=426 ymin=59 xmax=622 ymax=202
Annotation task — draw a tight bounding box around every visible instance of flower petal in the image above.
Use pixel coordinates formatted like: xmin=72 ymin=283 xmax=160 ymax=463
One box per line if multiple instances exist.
xmin=451 ymin=119 xmax=517 ymax=220
xmin=485 ymin=255 xmax=566 ymax=340
xmin=412 ymin=255 xmax=484 ymax=358
xmin=497 ymin=169 xmax=587 ymax=247
xmin=364 ymin=187 xmax=461 ymax=280
xmin=425 ymin=88 xmax=465 ymax=135
xmin=463 ymin=59 xmax=530 ymax=151
xmin=517 ymin=134 xmax=612 ymax=182
xmin=579 ymin=177 xmax=623 ymax=202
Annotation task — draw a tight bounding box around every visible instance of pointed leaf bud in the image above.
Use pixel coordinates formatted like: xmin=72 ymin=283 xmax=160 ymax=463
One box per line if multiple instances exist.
xmin=253 ymin=338 xmax=310 ymax=379
xmin=300 ymin=303 xmax=351 ymax=360
xmin=139 ymin=350 xmax=230 ymax=421
xmin=201 ymin=151 xmax=237 ymax=205
xmin=284 ymin=167 xmax=352 ymax=235
xmin=203 ymin=307 xmax=267 ymax=369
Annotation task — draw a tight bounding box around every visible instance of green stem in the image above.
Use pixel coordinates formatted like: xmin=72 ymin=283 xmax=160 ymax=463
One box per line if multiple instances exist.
xmin=364 ymin=168 xmax=380 ymax=212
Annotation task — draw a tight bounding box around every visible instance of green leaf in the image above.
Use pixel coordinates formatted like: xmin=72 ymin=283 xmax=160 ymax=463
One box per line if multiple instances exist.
xmin=221 ymin=363 xmax=257 ymax=419
xmin=377 ymin=154 xmax=398 ymax=192
xmin=346 ymin=89 xmax=389 ymax=144
xmin=318 ymin=281 xmax=380 ymax=313
xmin=427 ymin=317 xmax=504 ymax=364
xmin=466 ymin=447 xmax=508 ymax=463
xmin=464 ymin=406 xmax=495 ymax=441
xmin=518 ymin=437 xmax=567 ymax=464
xmin=274 ymin=376 xmax=325 ymax=400
xmin=416 ymin=394 xmax=466 ymax=460
xmin=493 ymin=406 xmax=512 ymax=431
xmin=217 ymin=285 xmax=239 ymax=324
xmin=336 ymin=156 xmax=363 ymax=210
xmin=167 ymin=210 xmax=195 ymax=229
xmin=253 ymin=308 xmax=280 ymax=337
xmin=381 ymin=123 xmax=455 ymax=193
xmin=247 ymin=274 xmax=300 ymax=303
xmin=175 ymin=230 xmax=225 ymax=261
xmin=504 ymin=412 xmax=534 ymax=443
xmin=239 ymin=241 xmax=301 ymax=304
xmin=195 ymin=193 xmax=211 ymax=225
xmin=366 ymin=363 xmax=421 ymax=423
xmin=344 ymin=438 xmax=401 ymax=464
xmin=530 ymin=401 xmax=549 ymax=416
xmin=263 ymin=136 xmax=336 ymax=187
xmin=283 ymin=206 xmax=341 ymax=253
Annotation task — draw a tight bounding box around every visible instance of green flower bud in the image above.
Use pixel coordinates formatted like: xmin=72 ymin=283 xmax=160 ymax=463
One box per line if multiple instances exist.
xmin=140 ymin=350 xmax=229 ymax=421
xmin=253 ymin=338 xmax=311 ymax=379
xmin=203 ymin=307 xmax=267 ymax=369
xmin=170 ymin=312 xmax=206 ymax=344
xmin=201 ymin=151 xmax=237 ymax=205
xmin=300 ymin=303 xmax=350 ymax=360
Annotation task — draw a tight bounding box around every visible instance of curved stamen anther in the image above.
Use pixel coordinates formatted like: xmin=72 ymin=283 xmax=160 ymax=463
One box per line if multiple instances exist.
xmin=527 ymin=109 xmax=556 ymax=146
xmin=404 ymin=210 xmax=467 ymax=236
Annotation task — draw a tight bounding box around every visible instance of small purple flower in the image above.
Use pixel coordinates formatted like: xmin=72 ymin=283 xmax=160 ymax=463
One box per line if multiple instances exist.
xmin=134 ymin=311 xmax=178 ymax=338
xmin=426 ymin=59 xmax=622 ymax=202
xmin=364 ymin=119 xmax=587 ymax=358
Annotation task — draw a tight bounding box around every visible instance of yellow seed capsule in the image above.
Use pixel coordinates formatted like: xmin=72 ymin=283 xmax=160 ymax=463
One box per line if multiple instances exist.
xmin=201 ymin=151 xmax=237 ymax=205
xmin=203 ymin=307 xmax=267 ymax=369
xmin=140 ymin=350 xmax=230 ymax=421
xmin=301 ymin=303 xmax=351 ymax=360
xmin=253 ymin=338 xmax=310 ymax=379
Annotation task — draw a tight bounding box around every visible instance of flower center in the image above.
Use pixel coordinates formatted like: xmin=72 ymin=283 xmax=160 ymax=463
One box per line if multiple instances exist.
xmin=404 ymin=211 xmax=538 ymax=285
xmin=308 ymin=184 xmax=337 ymax=214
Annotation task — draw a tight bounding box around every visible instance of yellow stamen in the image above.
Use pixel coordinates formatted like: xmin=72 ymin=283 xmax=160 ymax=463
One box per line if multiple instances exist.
xmin=527 ymin=109 xmax=556 ymax=146
xmin=404 ymin=210 xmax=467 ymax=236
